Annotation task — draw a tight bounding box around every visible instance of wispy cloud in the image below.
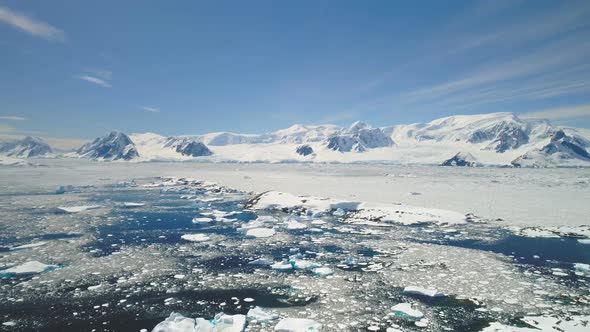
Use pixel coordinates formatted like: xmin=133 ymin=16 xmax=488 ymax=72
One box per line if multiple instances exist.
xmin=140 ymin=106 xmax=160 ymax=113
xmin=83 ymin=68 xmax=112 ymax=80
xmin=521 ymin=103 xmax=590 ymax=120
xmin=0 ymin=115 xmax=26 ymax=121
xmin=0 ymin=6 xmax=65 ymax=42
xmin=76 ymin=75 xmax=112 ymax=88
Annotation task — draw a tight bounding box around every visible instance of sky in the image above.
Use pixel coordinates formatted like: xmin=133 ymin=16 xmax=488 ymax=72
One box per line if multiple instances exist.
xmin=1 ymin=0 xmax=590 ymax=142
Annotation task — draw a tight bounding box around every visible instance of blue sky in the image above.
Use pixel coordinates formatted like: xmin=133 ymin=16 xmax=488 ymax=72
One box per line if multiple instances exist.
xmin=1 ymin=0 xmax=590 ymax=141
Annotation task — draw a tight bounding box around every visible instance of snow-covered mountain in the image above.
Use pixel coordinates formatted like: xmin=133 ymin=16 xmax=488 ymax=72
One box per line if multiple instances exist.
xmin=47 ymin=112 xmax=590 ymax=167
xmin=164 ymin=137 xmax=213 ymax=157
xmin=0 ymin=136 xmax=52 ymax=157
xmin=511 ymin=130 xmax=590 ymax=167
xmin=386 ymin=113 xmax=552 ymax=151
xmin=76 ymin=131 xmax=139 ymax=161
xmin=326 ymin=121 xmax=394 ymax=152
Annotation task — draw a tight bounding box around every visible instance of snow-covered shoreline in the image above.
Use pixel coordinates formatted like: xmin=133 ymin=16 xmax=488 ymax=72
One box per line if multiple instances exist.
xmin=1 ymin=159 xmax=589 ymax=228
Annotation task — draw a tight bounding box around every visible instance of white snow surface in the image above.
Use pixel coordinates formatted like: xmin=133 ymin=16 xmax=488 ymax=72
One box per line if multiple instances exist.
xmin=3 ymin=160 xmax=590 ymax=227
xmin=252 ymin=191 xmax=466 ymax=226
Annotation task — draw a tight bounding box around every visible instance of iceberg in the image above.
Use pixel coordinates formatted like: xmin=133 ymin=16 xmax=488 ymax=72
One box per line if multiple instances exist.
xmin=391 ymin=303 xmax=424 ymax=319
xmin=403 ymin=286 xmax=445 ymax=298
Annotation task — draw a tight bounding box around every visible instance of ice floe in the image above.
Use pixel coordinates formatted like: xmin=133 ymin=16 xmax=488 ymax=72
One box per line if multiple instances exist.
xmin=390 ymin=303 xmax=424 ymax=319
xmin=245 ymin=227 xmax=276 ymax=238
xmin=123 ymin=202 xmax=146 ymax=208
xmin=0 ymin=261 xmax=56 ymax=275
xmin=273 ymin=318 xmax=322 ymax=332
xmin=181 ymin=234 xmax=211 ymax=242
xmin=56 ymin=205 xmax=101 ymax=213
xmin=403 ymin=286 xmax=445 ymax=298
xmin=246 ymin=307 xmax=278 ymax=322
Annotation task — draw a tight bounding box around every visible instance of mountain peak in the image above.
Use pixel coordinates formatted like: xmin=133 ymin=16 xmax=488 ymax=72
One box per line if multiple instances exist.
xmin=349 ymin=120 xmax=370 ymax=132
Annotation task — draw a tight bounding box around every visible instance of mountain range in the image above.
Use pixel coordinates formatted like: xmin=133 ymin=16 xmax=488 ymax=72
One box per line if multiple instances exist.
xmin=2 ymin=113 xmax=590 ymax=167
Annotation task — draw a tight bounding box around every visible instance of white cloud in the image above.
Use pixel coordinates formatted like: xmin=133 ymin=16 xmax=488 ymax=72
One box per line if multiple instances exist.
xmin=0 ymin=6 xmax=65 ymax=42
xmin=521 ymin=103 xmax=590 ymax=120
xmin=140 ymin=106 xmax=160 ymax=113
xmin=76 ymin=75 xmax=112 ymax=88
xmin=83 ymin=68 xmax=112 ymax=80
xmin=0 ymin=115 xmax=26 ymax=121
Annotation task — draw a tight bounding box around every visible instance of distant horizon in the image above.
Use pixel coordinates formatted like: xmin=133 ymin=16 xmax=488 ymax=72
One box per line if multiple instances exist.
xmin=1 ymin=1 xmax=590 ymax=140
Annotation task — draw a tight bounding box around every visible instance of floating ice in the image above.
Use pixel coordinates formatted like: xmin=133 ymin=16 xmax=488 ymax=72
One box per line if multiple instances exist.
xmin=213 ymin=313 xmax=246 ymax=332
xmin=57 ymin=205 xmax=101 ymax=213
xmin=311 ymin=267 xmax=334 ymax=277
xmin=286 ymin=220 xmax=307 ymax=230
xmin=192 ymin=217 xmax=214 ymax=224
xmin=271 ymin=261 xmax=293 ymax=271
xmin=151 ymin=312 xmax=214 ymax=332
xmin=291 ymin=260 xmax=322 ymax=270
xmin=274 ymin=318 xmax=322 ymax=332
xmin=403 ymin=286 xmax=445 ymax=298
xmin=245 ymin=228 xmax=276 ymax=238
xmin=390 ymin=303 xmax=424 ymax=319
xmin=181 ymin=234 xmax=211 ymax=242
xmin=123 ymin=202 xmax=146 ymax=208
xmin=248 ymin=258 xmax=272 ymax=266
xmin=250 ymin=191 xmax=466 ymax=226
xmin=0 ymin=261 xmax=56 ymax=275
xmin=574 ymin=263 xmax=590 ymax=273
xmin=10 ymin=241 xmax=47 ymax=251
xmin=247 ymin=307 xmax=278 ymax=322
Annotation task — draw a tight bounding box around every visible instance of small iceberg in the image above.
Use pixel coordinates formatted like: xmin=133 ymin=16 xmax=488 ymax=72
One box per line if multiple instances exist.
xmin=246 ymin=228 xmax=276 ymax=238
xmin=403 ymin=286 xmax=445 ymax=298
xmin=286 ymin=220 xmax=307 ymax=230
xmin=391 ymin=303 xmax=424 ymax=319
xmin=311 ymin=267 xmax=334 ymax=277
xmin=57 ymin=205 xmax=101 ymax=213
xmin=274 ymin=318 xmax=322 ymax=332
xmin=10 ymin=241 xmax=47 ymax=251
xmin=0 ymin=261 xmax=56 ymax=275
xmin=181 ymin=234 xmax=211 ymax=242
xmin=192 ymin=217 xmax=214 ymax=224
xmin=271 ymin=261 xmax=293 ymax=271
xmin=123 ymin=202 xmax=145 ymax=208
